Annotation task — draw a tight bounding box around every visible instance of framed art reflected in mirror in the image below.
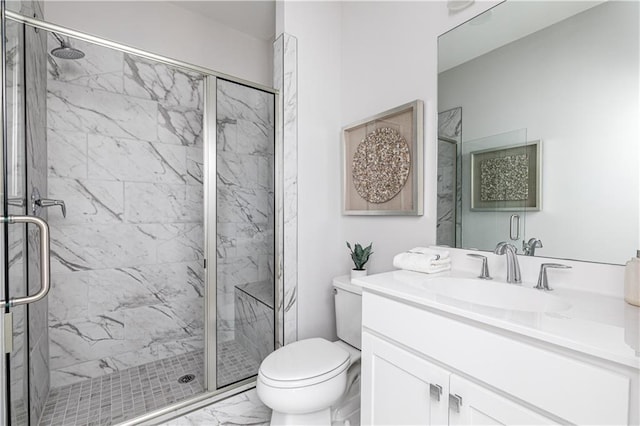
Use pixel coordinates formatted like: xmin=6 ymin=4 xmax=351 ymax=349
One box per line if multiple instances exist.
xmin=470 ymin=141 xmax=540 ymax=211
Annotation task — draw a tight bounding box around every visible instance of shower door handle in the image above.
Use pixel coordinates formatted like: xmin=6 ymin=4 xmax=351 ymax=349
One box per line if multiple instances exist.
xmin=0 ymin=215 xmax=51 ymax=308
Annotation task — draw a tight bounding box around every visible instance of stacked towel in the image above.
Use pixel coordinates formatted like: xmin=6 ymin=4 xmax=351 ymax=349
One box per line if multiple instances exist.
xmin=393 ymin=247 xmax=452 ymax=274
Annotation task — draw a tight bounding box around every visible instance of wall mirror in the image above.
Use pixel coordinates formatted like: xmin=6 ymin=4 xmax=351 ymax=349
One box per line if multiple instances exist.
xmin=437 ymin=0 xmax=638 ymax=265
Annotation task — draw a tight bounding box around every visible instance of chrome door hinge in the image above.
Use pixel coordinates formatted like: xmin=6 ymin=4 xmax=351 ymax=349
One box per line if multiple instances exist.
xmin=4 ymin=312 xmax=13 ymax=354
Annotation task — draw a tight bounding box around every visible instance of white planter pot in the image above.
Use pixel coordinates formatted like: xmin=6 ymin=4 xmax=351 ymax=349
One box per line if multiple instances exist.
xmin=351 ymin=269 xmax=367 ymax=280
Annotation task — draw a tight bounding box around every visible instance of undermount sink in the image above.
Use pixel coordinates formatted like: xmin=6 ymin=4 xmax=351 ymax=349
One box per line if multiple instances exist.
xmin=422 ymin=277 xmax=571 ymax=313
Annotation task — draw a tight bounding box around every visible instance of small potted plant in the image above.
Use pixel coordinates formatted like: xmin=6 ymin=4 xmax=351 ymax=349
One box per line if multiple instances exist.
xmin=346 ymin=241 xmax=373 ymax=280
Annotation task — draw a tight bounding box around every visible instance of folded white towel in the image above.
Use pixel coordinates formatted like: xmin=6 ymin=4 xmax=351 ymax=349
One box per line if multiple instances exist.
xmin=405 ymin=247 xmax=450 ymax=260
xmin=393 ymin=248 xmax=452 ymax=274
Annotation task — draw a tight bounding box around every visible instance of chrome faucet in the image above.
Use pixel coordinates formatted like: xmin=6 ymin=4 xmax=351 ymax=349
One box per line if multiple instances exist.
xmin=494 ymin=242 xmax=521 ymax=284
xmin=523 ymin=238 xmax=543 ymax=256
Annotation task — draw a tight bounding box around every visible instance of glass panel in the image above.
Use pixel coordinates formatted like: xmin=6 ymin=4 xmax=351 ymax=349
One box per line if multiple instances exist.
xmin=460 ymin=128 xmax=528 ymax=252
xmin=5 ymin=18 xmax=29 ymax=426
xmin=25 ymin=18 xmax=51 ymax=426
xmin=216 ymin=79 xmax=275 ymax=388
xmin=35 ymin=28 xmax=206 ymax=424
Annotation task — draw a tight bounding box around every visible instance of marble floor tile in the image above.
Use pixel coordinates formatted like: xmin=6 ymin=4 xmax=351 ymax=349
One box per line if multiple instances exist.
xmin=40 ymin=350 xmax=204 ymax=425
xmin=41 ymin=342 xmax=261 ymax=425
xmin=216 ymin=340 xmax=259 ymax=388
xmin=161 ymin=389 xmax=270 ymax=426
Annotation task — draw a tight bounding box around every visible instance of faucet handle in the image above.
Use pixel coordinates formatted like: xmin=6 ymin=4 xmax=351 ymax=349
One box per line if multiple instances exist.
xmin=467 ymin=254 xmax=492 ymax=280
xmin=523 ymin=238 xmax=543 ymax=256
xmin=535 ymin=263 xmax=572 ymax=291
xmin=35 ymin=198 xmax=67 ymax=218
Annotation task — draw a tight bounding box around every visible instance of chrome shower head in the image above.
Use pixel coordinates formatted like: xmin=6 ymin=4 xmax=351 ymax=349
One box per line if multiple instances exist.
xmin=50 ymin=33 xmax=85 ymax=60
xmin=51 ymin=46 xmax=85 ymax=60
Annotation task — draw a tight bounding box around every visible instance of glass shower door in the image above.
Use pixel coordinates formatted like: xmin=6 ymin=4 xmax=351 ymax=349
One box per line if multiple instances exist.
xmin=4 ymin=17 xmax=30 ymax=426
xmin=2 ymin=10 xmax=281 ymax=424
xmin=39 ymin=28 xmax=208 ymax=424
xmin=215 ymin=78 xmax=276 ymax=388
xmin=3 ymin=16 xmax=49 ymax=426
xmin=4 ymin=17 xmax=211 ymax=424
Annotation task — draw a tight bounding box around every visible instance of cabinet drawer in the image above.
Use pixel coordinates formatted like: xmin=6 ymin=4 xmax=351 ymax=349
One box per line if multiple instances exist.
xmin=363 ymin=292 xmax=630 ymax=425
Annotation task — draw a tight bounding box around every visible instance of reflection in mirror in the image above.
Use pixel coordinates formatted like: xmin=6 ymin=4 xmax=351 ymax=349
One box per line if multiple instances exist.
xmin=460 ymin=129 xmax=530 ymax=248
xmin=436 ymin=107 xmax=461 ymax=248
xmin=437 ymin=1 xmax=639 ymax=265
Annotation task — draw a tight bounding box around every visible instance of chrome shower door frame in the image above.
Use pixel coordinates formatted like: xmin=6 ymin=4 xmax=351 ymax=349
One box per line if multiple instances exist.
xmin=0 ymin=1 xmax=8 ymax=423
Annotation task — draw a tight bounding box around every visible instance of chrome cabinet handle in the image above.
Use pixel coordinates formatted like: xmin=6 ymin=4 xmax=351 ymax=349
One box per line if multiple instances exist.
xmin=466 ymin=253 xmax=492 ymax=280
xmin=449 ymin=394 xmax=463 ymax=413
xmin=430 ymin=383 xmax=443 ymax=401
xmin=0 ymin=215 xmax=50 ymax=308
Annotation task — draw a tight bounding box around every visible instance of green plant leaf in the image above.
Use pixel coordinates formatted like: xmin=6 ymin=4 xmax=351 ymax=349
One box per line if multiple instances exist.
xmin=347 ymin=241 xmax=373 ymax=269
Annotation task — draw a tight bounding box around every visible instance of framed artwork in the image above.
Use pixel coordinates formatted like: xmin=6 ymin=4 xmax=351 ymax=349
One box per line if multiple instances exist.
xmin=470 ymin=140 xmax=541 ymax=211
xmin=342 ymin=100 xmax=424 ymax=215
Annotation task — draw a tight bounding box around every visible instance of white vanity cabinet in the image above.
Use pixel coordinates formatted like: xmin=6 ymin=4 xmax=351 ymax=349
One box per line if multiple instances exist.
xmin=361 ymin=290 xmax=637 ymax=425
xmin=362 ymin=332 xmax=556 ymax=425
xmin=361 ymin=332 xmax=450 ymax=425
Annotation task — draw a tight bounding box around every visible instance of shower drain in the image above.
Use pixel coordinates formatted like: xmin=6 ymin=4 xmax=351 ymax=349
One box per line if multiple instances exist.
xmin=178 ymin=374 xmax=196 ymax=384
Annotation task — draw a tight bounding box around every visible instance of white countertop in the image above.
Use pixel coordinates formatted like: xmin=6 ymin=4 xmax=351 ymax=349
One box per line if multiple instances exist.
xmin=354 ymin=269 xmax=640 ymax=369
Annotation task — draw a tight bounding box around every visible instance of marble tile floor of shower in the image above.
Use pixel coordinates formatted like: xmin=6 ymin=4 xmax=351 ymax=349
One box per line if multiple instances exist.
xmin=38 ymin=341 xmax=258 ymax=426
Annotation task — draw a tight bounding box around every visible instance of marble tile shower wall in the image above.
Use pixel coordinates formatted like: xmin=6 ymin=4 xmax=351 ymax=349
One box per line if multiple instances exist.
xmin=45 ymin=37 xmax=205 ymax=388
xmin=216 ymin=80 xmax=274 ymax=344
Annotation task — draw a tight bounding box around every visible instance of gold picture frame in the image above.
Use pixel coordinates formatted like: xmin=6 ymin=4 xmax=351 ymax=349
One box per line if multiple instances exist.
xmin=342 ymin=100 xmax=424 ymax=215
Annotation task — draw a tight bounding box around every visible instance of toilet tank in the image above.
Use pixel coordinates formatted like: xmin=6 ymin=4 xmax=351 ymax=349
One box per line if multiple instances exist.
xmin=333 ymin=276 xmax=363 ymax=350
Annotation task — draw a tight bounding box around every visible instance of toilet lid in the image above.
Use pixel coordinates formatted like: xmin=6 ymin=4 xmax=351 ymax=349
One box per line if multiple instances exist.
xmin=259 ymin=338 xmax=350 ymax=388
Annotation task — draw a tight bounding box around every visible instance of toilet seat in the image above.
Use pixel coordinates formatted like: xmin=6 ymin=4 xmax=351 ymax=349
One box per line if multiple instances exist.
xmin=259 ymin=338 xmax=350 ymax=389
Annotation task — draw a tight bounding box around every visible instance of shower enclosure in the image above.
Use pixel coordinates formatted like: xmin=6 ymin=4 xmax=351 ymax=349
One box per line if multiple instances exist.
xmin=1 ymin=4 xmax=280 ymax=425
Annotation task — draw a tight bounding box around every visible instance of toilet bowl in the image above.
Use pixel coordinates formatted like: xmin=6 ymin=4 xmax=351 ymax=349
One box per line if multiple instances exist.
xmin=257 ymin=338 xmax=351 ymax=424
xmin=257 ymin=276 xmax=363 ymax=425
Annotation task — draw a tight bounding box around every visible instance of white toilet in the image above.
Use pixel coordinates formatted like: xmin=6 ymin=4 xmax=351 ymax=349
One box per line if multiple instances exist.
xmin=257 ymin=276 xmax=362 ymax=425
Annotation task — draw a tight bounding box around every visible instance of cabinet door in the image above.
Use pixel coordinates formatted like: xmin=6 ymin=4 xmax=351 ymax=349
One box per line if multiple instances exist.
xmin=362 ymin=332 xmax=450 ymax=425
xmin=449 ymin=375 xmax=556 ymax=425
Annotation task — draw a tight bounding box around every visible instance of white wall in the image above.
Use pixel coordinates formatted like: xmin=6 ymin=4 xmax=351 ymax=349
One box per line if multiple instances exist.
xmin=44 ymin=1 xmax=272 ymax=86
xmin=439 ymin=1 xmax=639 ymax=265
xmin=278 ymin=1 xmax=345 ymax=340
xmin=279 ymin=0 xmax=498 ymax=340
